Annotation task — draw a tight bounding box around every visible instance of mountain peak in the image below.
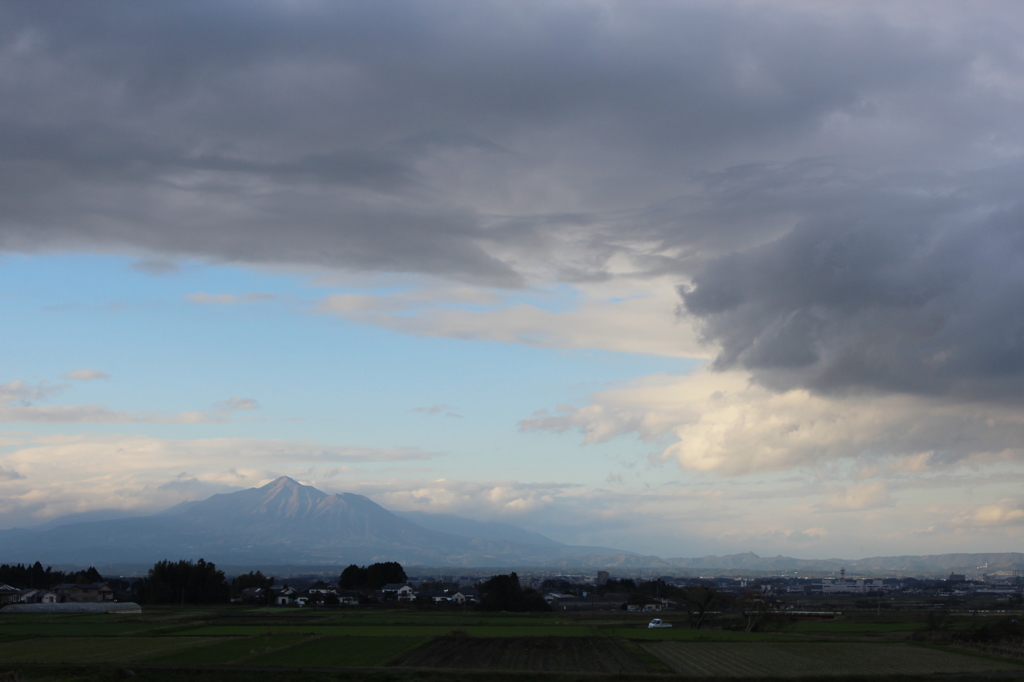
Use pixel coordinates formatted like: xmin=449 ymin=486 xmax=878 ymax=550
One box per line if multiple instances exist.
xmin=261 ymin=476 xmax=302 ymax=490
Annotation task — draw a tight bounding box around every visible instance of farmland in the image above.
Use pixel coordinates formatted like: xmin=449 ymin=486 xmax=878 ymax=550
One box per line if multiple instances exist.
xmin=394 ymin=635 xmax=651 ymax=673
xmin=644 ymin=641 xmax=1021 ymax=677
xmin=0 ymin=606 xmax=1021 ymax=681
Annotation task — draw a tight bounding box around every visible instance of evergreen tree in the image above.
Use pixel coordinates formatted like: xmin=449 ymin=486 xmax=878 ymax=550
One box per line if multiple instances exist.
xmin=230 ymin=570 xmax=275 ymax=596
xmin=137 ymin=558 xmax=229 ymax=604
xmin=337 ymin=561 xmax=406 ymax=590
xmin=479 ymin=572 xmax=550 ymax=612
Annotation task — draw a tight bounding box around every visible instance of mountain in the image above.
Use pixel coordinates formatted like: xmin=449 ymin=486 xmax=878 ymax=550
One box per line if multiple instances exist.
xmin=4 ymin=479 xmax=1023 ymax=574
xmin=0 ymin=477 xmax=639 ymax=568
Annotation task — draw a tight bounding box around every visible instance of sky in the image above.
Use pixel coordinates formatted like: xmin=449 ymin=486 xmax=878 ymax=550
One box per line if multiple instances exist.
xmin=2 ymin=0 xmax=1024 ymax=560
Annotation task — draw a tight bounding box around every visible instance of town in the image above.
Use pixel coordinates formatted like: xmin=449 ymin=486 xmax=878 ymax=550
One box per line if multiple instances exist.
xmin=2 ymin=560 xmax=1021 ymax=623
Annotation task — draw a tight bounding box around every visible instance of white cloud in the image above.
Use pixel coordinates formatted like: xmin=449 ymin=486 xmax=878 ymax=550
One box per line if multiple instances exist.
xmin=0 ymin=380 xmax=66 ymax=405
xmin=952 ymin=500 xmax=1024 ymax=528
xmin=521 ymin=367 xmax=1024 ymax=476
xmin=817 ymin=482 xmax=892 ymax=512
xmin=0 ymin=378 xmax=262 ymax=424
xmin=62 ymin=369 xmax=109 ymax=381
xmin=318 ymin=277 xmax=705 ymax=358
xmin=410 ymin=404 xmax=462 ymax=418
xmin=186 ymin=292 xmax=279 ymax=305
xmin=368 ymin=478 xmax=563 ymax=517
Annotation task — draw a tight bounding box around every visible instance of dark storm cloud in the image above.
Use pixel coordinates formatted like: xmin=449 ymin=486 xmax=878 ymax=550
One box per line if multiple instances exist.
xmin=682 ymin=161 xmax=1024 ymax=401
xmin=3 ymin=1 xmax=1017 ymax=283
xmin=1 ymin=1 xmax=1023 ymax=391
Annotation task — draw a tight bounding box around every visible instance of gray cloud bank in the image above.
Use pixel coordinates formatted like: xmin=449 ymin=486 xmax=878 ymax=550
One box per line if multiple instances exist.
xmin=2 ymin=1 xmax=1023 ymax=403
xmin=682 ymin=162 xmax=1024 ymax=401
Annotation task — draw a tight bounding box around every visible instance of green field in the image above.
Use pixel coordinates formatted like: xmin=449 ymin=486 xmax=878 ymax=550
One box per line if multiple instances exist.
xmin=0 ymin=606 xmax=1021 ymax=680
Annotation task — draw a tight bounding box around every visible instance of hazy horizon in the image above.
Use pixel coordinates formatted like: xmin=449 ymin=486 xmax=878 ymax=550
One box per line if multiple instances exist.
xmin=2 ymin=1 xmax=1024 ymax=561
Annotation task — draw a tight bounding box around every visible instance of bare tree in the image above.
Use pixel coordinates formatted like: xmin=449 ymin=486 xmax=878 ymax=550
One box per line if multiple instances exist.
xmin=680 ymin=584 xmax=718 ymax=630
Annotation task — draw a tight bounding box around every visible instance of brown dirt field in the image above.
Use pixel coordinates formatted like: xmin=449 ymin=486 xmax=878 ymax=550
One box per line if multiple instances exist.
xmin=393 ymin=636 xmax=653 ymax=673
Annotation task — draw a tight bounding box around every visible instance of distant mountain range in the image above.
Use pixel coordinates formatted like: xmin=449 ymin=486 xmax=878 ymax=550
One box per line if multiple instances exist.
xmin=0 ymin=477 xmax=648 ymax=568
xmin=1 ymin=477 xmax=1021 ymax=576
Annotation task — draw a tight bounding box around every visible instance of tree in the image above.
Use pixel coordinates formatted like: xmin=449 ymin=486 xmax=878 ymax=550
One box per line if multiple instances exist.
xmin=740 ymin=590 xmax=766 ymax=632
xmin=339 ymin=564 xmax=366 ymax=590
xmin=479 ymin=573 xmax=550 ymax=612
xmin=679 ymin=584 xmax=718 ymax=630
xmin=231 ymin=570 xmax=275 ymax=597
xmin=597 ymin=577 xmax=636 ymax=594
xmin=365 ymin=561 xmax=407 ymax=589
xmin=338 ymin=562 xmax=406 ymax=591
xmin=137 ymin=558 xmax=229 ymax=604
xmin=0 ymin=562 xmax=102 ymax=589
xmin=76 ymin=567 xmax=103 ymax=584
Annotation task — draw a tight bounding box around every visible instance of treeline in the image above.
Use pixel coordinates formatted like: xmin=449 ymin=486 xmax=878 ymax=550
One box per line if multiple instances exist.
xmin=339 ymin=562 xmax=407 ymax=590
xmin=133 ymin=558 xmax=229 ymax=604
xmin=131 ymin=559 xmax=411 ymax=604
xmin=0 ymin=562 xmax=102 ymax=589
xmin=479 ymin=573 xmax=550 ymax=612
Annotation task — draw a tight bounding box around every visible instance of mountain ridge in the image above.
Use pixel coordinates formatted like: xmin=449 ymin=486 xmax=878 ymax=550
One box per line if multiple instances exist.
xmin=3 ymin=478 xmax=1023 ymax=575
xmin=0 ymin=477 xmax=645 ymax=567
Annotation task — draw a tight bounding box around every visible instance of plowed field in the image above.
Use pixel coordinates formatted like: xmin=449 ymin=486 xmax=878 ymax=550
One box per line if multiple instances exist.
xmin=394 ymin=636 xmax=652 ymax=673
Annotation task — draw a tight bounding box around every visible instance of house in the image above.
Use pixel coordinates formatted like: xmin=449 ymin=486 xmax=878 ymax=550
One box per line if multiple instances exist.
xmin=307 ymin=581 xmax=337 ymax=595
xmin=0 ymin=586 xmax=20 ymax=605
xmin=17 ymin=589 xmax=58 ymax=604
xmin=450 ymin=588 xmax=478 ymax=605
xmin=380 ymin=583 xmax=416 ymax=601
xmin=233 ymin=587 xmax=272 ymax=605
xmin=336 ymin=590 xmax=359 ymax=606
xmin=275 ymin=586 xmax=298 ymax=606
xmin=417 ymin=589 xmax=450 ymax=604
xmin=52 ymin=583 xmax=114 ymax=603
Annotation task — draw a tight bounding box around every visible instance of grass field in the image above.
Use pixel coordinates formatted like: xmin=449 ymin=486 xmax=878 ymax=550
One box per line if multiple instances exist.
xmin=0 ymin=606 xmax=1022 ymax=680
